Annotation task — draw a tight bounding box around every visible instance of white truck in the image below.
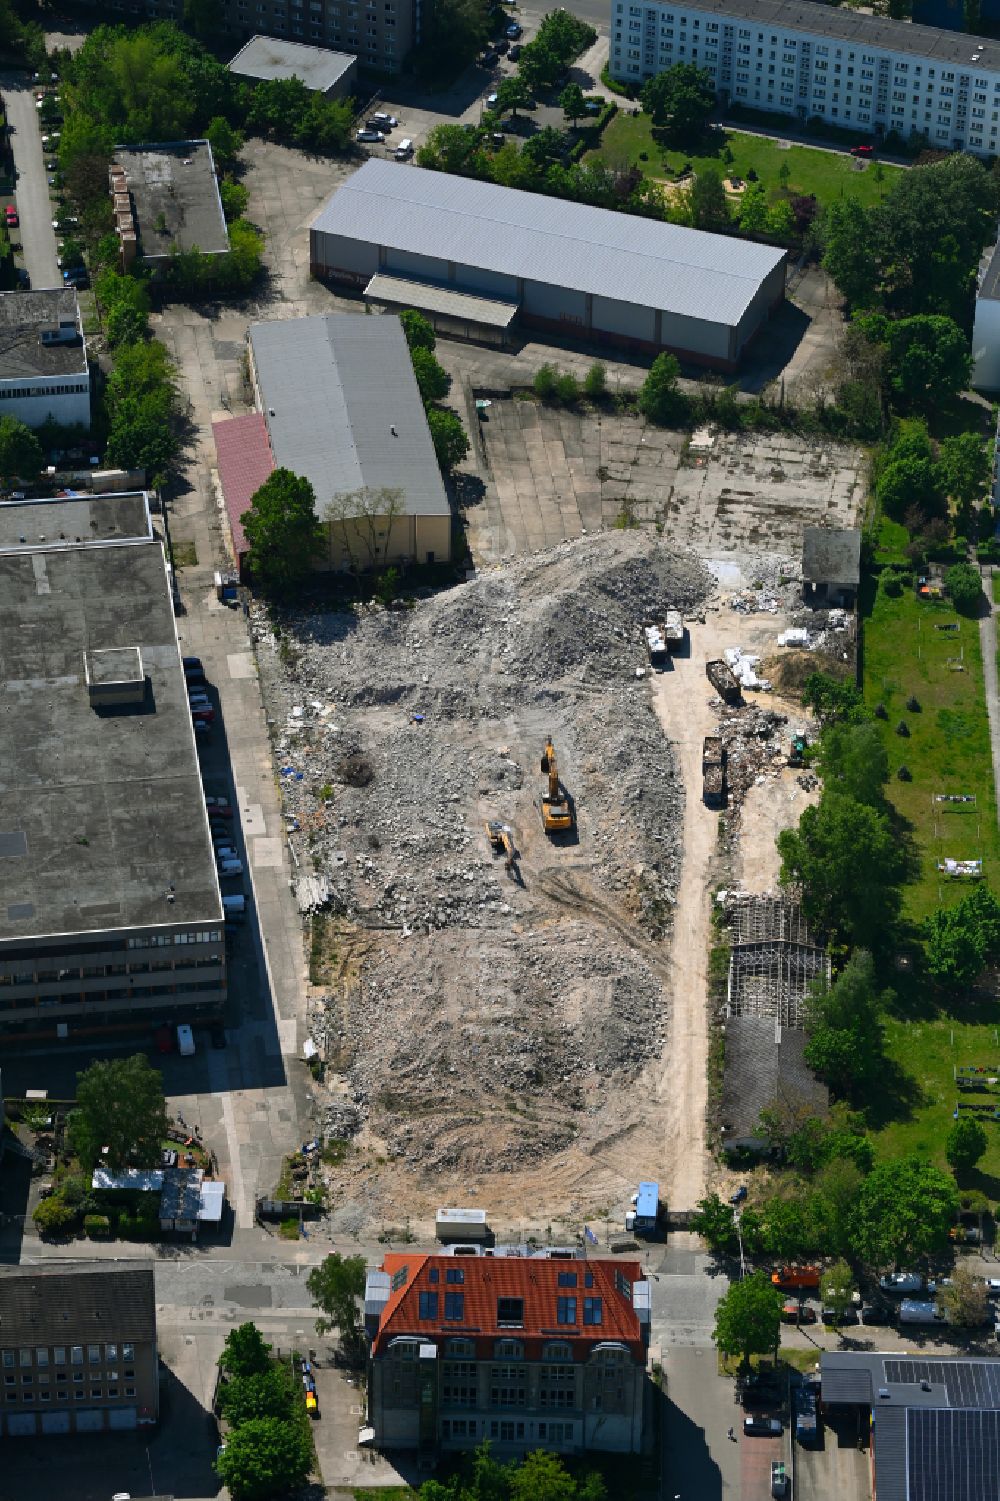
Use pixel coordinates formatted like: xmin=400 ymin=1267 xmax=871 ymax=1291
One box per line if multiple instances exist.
xmin=435 ymin=1207 xmax=489 ymax=1243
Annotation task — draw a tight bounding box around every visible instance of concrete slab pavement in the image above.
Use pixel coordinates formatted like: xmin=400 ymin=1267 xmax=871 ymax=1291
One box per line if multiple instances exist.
xmin=2 ymin=73 xmax=60 ymax=289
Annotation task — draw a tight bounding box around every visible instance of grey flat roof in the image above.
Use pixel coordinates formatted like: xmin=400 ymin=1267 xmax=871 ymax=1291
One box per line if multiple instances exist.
xmin=665 ymin=0 xmax=1000 ymax=70
xmin=228 ymin=34 xmax=356 ymax=90
xmin=980 ymin=240 xmax=1000 ymax=303
xmin=0 ymin=493 xmax=222 ymax=942
xmin=114 ymin=141 xmax=229 ymax=259
xmin=365 ymin=274 xmax=520 ymax=329
xmin=0 ymin=1264 xmax=156 ymax=1342
xmin=312 ymin=159 xmax=786 ymax=329
xmin=0 ymin=492 xmax=150 ymax=550
xmin=0 ymin=289 xmax=86 ymax=379
xmin=802 ymin=525 xmax=861 ymax=586
xmin=249 ymin=314 xmax=451 ymax=519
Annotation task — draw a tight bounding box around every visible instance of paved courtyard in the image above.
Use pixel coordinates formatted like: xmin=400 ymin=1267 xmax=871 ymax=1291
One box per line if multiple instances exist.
xmin=469 ymin=400 xmax=864 ymax=564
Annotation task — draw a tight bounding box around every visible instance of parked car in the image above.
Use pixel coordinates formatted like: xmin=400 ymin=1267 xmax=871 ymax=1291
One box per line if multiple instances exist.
xmin=781 ymin=1301 xmax=817 ymax=1323
xmin=745 ymin=1416 xmax=783 ymax=1437
xmin=495 ymin=37 xmax=509 ymax=52
xmin=5 ymin=206 xmax=17 ymax=227
xmin=356 ymin=128 xmax=385 ymax=143
xmin=880 ymin=1271 xmax=924 ymax=1295
xmin=205 ymin=797 xmax=232 ymax=816
xmin=506 ymin=20 xmax=522 ymax=36
xmin=730 ymin=1185 xmax=748 ymax=1206
xmin=15 ymin=268 xmax=29 ymax=289
xmin=183 ymin=656 xmax=203 ymax=669
xmin=486 ymin=91 xmax=499 ymax=106
xmin=861 ymin=1302 xmax=891 ymax=1324
xmin=481 ymin=48 xmax=499 ymax=64
xmin=508 ymin=43 xmax=522 ymax=59
xmin=851 ymin=143 xmax=874 ymax=156
xmin=950 ymin=1225 xmax=983 ymax=1244
xmin=369 ymin=111 xmax=397 ymax=128
xmin=194 ymin=719 xmax=211 ymax=736
xmin=584 ymin=97 xmax=602 ymax=113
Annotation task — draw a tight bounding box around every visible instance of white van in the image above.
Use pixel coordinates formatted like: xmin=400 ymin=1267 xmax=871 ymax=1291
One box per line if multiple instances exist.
xmin=176 ymin=1023 xmax=195 ymax=1056
xmin=395 ymin=138 xmax=414 ymax=159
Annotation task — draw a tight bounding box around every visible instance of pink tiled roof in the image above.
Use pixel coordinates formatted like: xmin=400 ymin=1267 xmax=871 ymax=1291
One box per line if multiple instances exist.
xmin=212 ymin=413 xmax=274 ymax=565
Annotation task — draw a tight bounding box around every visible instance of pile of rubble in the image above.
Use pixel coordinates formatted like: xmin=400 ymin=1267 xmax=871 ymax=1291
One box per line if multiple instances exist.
xmin=717 ymin=705 xmax=791 ymax=802
xmin=252 ymin=530 xmax=712 ymax=1174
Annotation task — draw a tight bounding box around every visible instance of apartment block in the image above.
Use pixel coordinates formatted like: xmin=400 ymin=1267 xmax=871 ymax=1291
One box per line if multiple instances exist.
xmin=609 ymin=0 xmax=1000 ymax=156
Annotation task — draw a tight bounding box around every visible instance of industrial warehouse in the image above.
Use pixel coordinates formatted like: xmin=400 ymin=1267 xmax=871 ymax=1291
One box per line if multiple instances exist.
xmin=309 ymin=159 xmax=787 ymax=369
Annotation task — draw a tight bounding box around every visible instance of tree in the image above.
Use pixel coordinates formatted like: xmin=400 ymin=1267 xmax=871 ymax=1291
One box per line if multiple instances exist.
xmin=801 ymin=671 xmax=868 ymax=726
xmin=803 ymin=950 xmax=890 ymax=1100
xmin=855 ymin=313 xmax=971 ymax=409
xmin=946 ymin=562 xmax=983 ymax=617
xmin=495 ymin=76 xmax=531 ymax=119
xmin=306 ymin=1252 xmax=367 ymax=1355
xmin=410 ymin=347 xmax=450 ymax=404
xmin=766 ymin=199 xmax=795 ymax=241
xmin=822 ymin=197 xmax=877 ymax=309
xmin=400 ymin=308 xmax=436 ymax=353
xmin=106 ymin=300 xmax=148 ymax=348
xmin=215 ymin=1416 xmax=312 ymax=1501
xmin=939 ymin=1264 xmax=989 ymax=1327
xmin=560 ymin=83 xmax=586 ymax=124
xmin=418 ymin=122 xmax=488 ymax=175
xmin=220 ymin=1367 xmax=296 ymax=1426
xmin=413 ymin=0 xmax=491 ymax=81
xmin=712 ymin=1270 xmax=783 ymax=1364
xmin=325 ymin=485 xmax=405 ymax=570
xmin=759 ymin=1191 xmax=815 ymax=1260
xmin=183 ymin=0 xmax=224 ymax=39
xmin=691 ymin=1192 xmax=739 ymax=1257
xmin=688 ymin=165 xmax=730 ymax=231
xmin=818 ymin=721 xmax=889 ymax=807
xmin=641 ymin=63 xmax=715 ymax=139
xmin=849 ymin=1156 xmax=960 ymax=1266
xmin=938 ymin=431 xmax=990 ymax=512
xmin=810 ymin=1158 xmax=865 ymax=1257
xmin=205 ymin=114 xmax=244 ymax=171
xmin=777 ymin=793 xmax=904 ymax=947
xmin=32 ymin=1196 xmax=78 ymax=1237
xmin=66 ymin=1053 xmax=169 ymax=1173
xmin=0 ymin=416 xmax=42 ymax=481
xmin=737 ymin=181 xmax=769 ymax=235
xmin=639 ymin=352 xmax=686 ymax=425
xmin=926 ymin=883 xmax=1000 ymax=986
xmin=220 ymin=178 xmax=250 ymax=222
xmin=222 ymin=1323 xmax=272 ymax=1379
xmin=820 ymin=1258 xmax=855 ymax=1325
xmin=509 ymin=1449 xmax=605 ymax=1501
xmin=427 ymin=407 xmax=470 ymax=471
xmin=241 ymin=468 xmax=323 ymax=595
xmin=946 ymin=1115 xmax=988 ymax=1176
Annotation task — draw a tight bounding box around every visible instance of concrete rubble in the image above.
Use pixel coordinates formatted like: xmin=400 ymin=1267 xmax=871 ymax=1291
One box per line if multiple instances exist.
xmin=252 ymin=530 xmax=713 ymax=1175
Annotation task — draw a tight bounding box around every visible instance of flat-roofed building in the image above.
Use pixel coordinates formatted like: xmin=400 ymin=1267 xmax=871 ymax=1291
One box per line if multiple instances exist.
xmin=110 ymin=141 xmax=228 ymax=275
xmin=309 ymin=159 xmax=787 ymax=370
xmin=0 ymin=491 xmax=225 ymax=1043
xmin=0 ymin=288 xmax=90 ymax=431
xmin=0 ymin=1263 xmax=158 ymax=1436
xmin=228 ymin=35 xmax=358 ymax=97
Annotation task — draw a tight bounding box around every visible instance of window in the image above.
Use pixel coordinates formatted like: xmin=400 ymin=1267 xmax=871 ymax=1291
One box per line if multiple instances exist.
xmin=584 ymin=1298 xmax=603 ymax=1326
xmin=125 ymin=1386 xmax=136 ymax=1398
xmin=90 ymin=1387 xmax=103 ymax=1399
xmin=428 ymin=1268 xmax=439 ymax=1284
xmin=557 ymin=1297 xmax=577 ymax=1325
xmin=497 ymin=1297 xmax=524 ymax=1328
xmin=1 ymin=1352 xmax=12 ymax=1369
xmin=74 ymin=1390 xmax=86 ymax=1401
xmin=105 ymin=1345 xmax=117 ymax=1362
xmin=445 ymin=1293 xmax=465 ymax=1321
xmin=73 ymin=1372 xmax=84 ymax=1384
xmin=446 ymin=1269 xmax=464 ymax=1285
xmin=419 ymin=1292 xmax=439 ymax=1320
xmin=557 ymin=1272 xmax=578 ymax=1288
xmin=19 ymin=1350 xmax=31 ymax=1367
xmin=107 ymin=1388 xmax=119 ymax=1399
xmin=88 ymin=1346 xmax=101 ymax=1365
xmin=53 ymin=1349 xmax=65 ymax=1366
xmin=39 ymin=1390 xmax=51 ymax=1402
xmin=35 ymin=1349 xmax=48 ymax=1368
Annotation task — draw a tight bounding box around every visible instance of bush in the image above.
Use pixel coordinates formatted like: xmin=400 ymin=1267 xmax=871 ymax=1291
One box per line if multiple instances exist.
xmin=639 ymin=352 xmax=686 ymax=425
xmin=83 ymin=1214 xmax=111 ymax=1239
xmin=584 ymin=361 xmax=607 ymax=399
xmin=32 ymin=1196 xmax=78 ymax=1237
xmin=555 ymin=371 xmax=580 ymax=404
xmin=945 ymin=561 xmax=983 ymax=616
xmin=533 ymin=363 xmax=558 ymax=399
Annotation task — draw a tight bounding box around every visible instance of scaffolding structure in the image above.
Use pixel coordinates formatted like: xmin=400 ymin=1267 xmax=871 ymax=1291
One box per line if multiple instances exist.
xmin=725 ymin=893 xmax=829 ymax=1029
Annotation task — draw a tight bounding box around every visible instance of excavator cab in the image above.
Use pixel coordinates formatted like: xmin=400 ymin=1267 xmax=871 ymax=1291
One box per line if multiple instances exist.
xmin=485 ymin=819 xmax=519 ymax=879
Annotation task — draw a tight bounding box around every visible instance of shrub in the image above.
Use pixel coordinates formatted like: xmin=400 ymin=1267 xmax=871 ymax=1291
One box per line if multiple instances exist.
xmin=83 ymin=1214 xmax=111 ymax=1239
xmin=533 ymin=363 xmax=558 ymax=399
xmin=584 ymin=361 xmax=607 ymax=399
xmin=554 ymin=372 xmax=580 ymax=404
xmin=32 ymin=1196 xmax=78 ymax=1237
xmin=945 ymin=561 xmax=983 ymax=616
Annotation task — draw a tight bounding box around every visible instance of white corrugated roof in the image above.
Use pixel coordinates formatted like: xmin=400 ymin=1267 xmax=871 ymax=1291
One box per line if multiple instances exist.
xmin=312 ymin=160 xmax=785 ymax=328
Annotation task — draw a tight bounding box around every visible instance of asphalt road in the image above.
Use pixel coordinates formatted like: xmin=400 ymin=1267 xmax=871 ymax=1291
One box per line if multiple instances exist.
xmin=2 ymin=72 xmax=60 ymax=289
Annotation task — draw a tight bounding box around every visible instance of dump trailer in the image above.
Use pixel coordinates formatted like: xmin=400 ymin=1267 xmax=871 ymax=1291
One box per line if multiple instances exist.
xmin=706 ymin=658 xmax=741 ymax=704
xmin=771 ymin=1265 xmax=821 ymax=1291
xmin=702 ymin=735 xmax=726 ymax=808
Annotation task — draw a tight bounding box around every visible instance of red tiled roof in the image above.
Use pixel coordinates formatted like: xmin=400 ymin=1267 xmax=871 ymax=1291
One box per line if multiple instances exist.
xmin=372 ymin=1254 xmax=645 ymax=1361
xmin=212 ymin=413 xmax=274 ymax=567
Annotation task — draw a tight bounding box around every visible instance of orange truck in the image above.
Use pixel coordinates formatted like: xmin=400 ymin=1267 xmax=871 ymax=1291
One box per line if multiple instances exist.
xmin=771 ymin=1265 xmax=821 ymax=1291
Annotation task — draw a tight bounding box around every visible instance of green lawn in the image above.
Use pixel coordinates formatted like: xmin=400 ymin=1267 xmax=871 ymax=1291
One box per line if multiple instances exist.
xmin=875 ymin=1013 xmax=1000 ymax=1194
xmin=862 ymin=585 xmax=999 ymax=924
xmin=588 ymin=113 xmax=903 ymax=207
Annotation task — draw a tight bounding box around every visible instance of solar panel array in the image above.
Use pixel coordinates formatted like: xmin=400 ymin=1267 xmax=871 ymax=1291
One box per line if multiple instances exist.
xmin=907 ymin=1409 xmax=1000 ymax=1501
xmin=885 ymin=1359 xmax=1000 ymax=1410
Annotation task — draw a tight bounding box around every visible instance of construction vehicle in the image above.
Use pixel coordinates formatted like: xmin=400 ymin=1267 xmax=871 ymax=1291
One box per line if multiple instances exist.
xmin=485 ymin=819 xmax=519 ymax=879
xmin=702 ymin=735 xmax=726 ymax=808
xmin=771 ymin=1265 xmax=821 ymax=1292
xmin=706 ymin=658 xmax=741 ymax=704
xmin=788 ymin=734 xmax=808 ymax=768
xmin=540 ymin=739 xmax=574 ymax=835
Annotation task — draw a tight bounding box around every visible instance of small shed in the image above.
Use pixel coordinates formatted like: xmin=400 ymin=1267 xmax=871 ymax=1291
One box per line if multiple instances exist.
xmin=802 ymin=526 xmax=861 ymax=608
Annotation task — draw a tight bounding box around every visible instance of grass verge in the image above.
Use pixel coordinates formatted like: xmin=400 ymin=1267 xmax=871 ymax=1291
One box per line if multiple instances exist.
xmin=587 ymin=114 xmax=903 ymax=207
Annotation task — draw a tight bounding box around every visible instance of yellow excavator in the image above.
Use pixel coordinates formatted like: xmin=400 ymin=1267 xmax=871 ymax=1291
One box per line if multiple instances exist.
xmin=485 ymin=819 xmax=519 ymax=879
xmin=540 ymin=738 xmax=574 ymax=835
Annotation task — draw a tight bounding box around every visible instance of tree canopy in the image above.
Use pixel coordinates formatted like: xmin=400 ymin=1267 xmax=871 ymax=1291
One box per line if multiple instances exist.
xmin=712 ymin=1270 xmax=783 ymax=1363
xmin=849 ymin=1156 xmax=959 ymax=1266
xmin=852 ymin=312 xmax=971 ymax=410
xmin=946 ymin=1115 xmax=988 ymax=1176
xmin=427 ymin=407 xmax=470 ymax=471
xmin=818 ymin=721 xmax=889 ymax=807
xmin=220 ymin=1367 xmax=296 ymax=1426
xmin=803 ymin=950 xmax=891 ymax=1101
xmin=418 ymin=1443 xmax=605 ymax=1501
xmin=214 ymin=1416 xmax=312 ymax=1501
xmin=925 ymin=883 xmax=1000 ymax=986
xmin=946 ymin=561 xmax=984 ymax=617
xmin=222 ymin=1323 xmax=272 ymax=1379
xmin=0 ymin=417 xmax=42 ymax=481
xmin=641 ymin=63 xmax=715 ymax=139
xmin=777 ymin=793 xmax=904 ymax=947
xmin=306 ymin=1253 xmax=367 ymax=1354
xmin=638 ymin=352 xmax=685 ymax=425
xmin=67 ymin=1053 xmax=168 ymax=1173
xmin=241 ymin=468 xmax=323 ymax=595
